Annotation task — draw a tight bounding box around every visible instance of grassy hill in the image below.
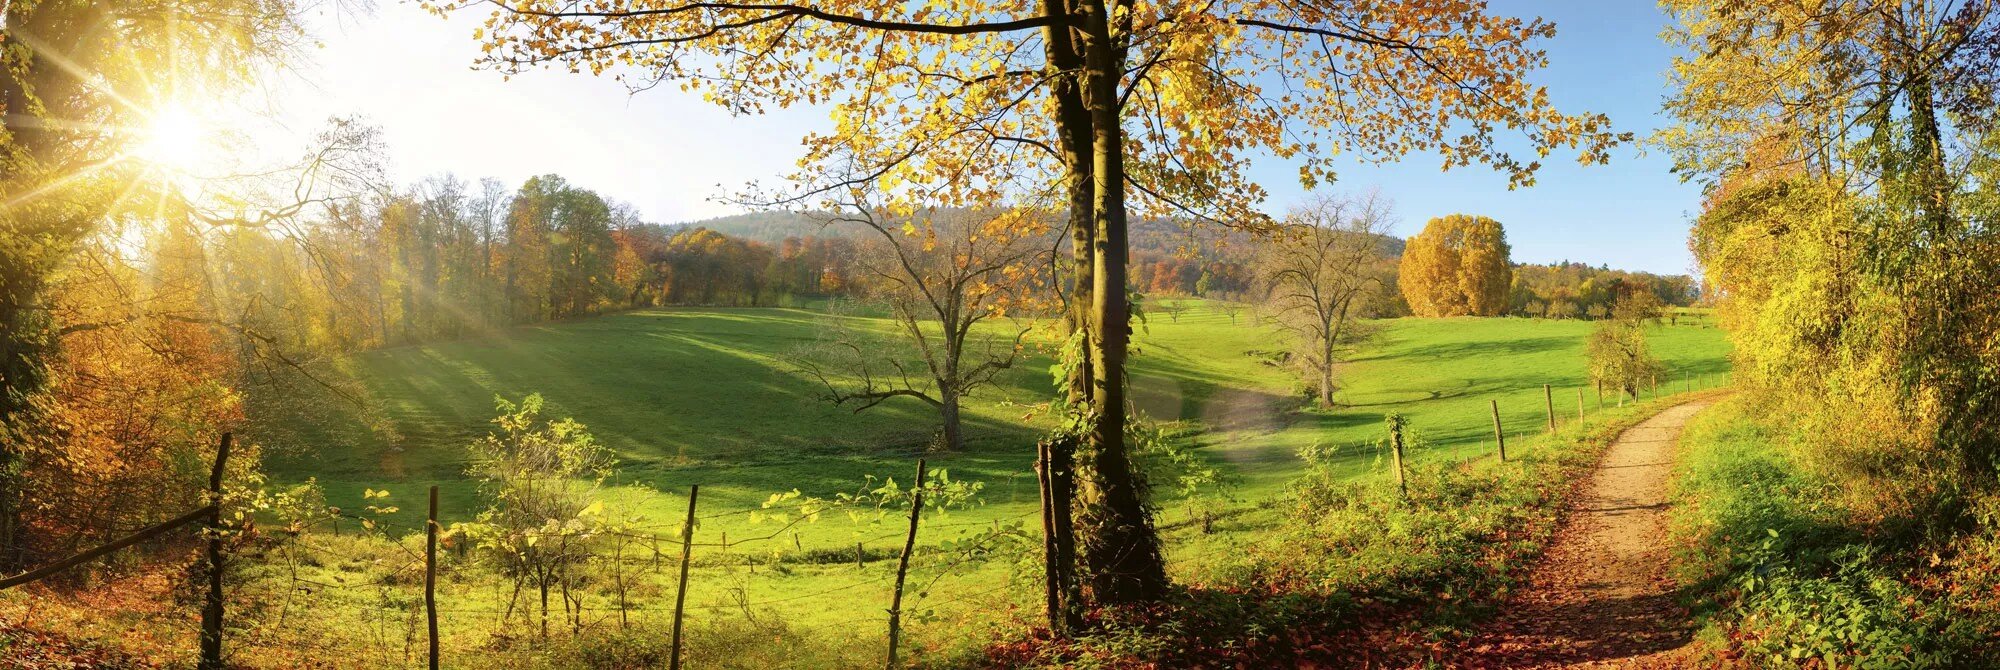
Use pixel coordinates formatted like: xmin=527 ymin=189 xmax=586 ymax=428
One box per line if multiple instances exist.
xmin=252 ymin=302 xmax=1729 ymax=529
xmin=241 ymin=303 xmax=1729 ymax=658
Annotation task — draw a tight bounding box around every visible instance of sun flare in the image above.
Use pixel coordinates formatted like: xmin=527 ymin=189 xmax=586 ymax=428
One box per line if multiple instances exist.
xmin=133 ymin=105 xmax=211 ymax=174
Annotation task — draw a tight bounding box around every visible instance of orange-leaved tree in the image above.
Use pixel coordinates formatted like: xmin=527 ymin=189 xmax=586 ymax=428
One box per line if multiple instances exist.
xmin=1399 ymin=214 xmax=1512 ymax=317
xmin=437 ymin=0 xmax=1627 ymax=612
xmin=1 ymin=0 xmax=318 ymax=570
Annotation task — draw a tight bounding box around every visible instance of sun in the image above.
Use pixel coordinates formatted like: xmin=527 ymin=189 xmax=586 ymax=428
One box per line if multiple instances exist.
xmin=132 ymin=105 xmax=212 ymax=174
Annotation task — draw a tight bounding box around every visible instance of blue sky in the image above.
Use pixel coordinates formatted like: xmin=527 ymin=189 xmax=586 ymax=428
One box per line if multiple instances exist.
xmin=273 ymin=1 xmax=1702 ymax=275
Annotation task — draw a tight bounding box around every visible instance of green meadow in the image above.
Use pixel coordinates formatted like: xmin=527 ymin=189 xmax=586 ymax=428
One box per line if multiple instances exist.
xmin=243 ymin=301 xmax=1730 ymax=661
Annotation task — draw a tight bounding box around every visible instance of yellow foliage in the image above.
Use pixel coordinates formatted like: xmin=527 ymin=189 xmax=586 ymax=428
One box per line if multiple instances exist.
xmin=1398 ymin=214 xmax=1511 ymax=317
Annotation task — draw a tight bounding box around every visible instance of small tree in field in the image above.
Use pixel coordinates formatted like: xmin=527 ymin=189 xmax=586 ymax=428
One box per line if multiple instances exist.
xmin=1586 ymin=294 xmax=1665 ymax=399
xmin=1255 ymin=191 xmax=1395 ymax=408
xmin=1210 ymin=301 xmax=1245 ymax=325
xmin=792 ymin=206 xmax=1047 ymax=452
xmin=461 ymin=394 xmax=615 ymax=638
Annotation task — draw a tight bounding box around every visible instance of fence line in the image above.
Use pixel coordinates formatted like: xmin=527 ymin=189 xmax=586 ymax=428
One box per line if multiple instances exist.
xmin=0 ymin=368 xmax=1726 ymax=668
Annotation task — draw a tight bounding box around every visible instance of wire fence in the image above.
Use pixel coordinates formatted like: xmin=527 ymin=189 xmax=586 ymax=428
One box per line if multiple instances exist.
xmin=1 ymin=368 xmax=1729 ymax=668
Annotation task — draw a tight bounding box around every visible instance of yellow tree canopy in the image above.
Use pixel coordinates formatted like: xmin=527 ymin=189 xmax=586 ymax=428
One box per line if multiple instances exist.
xmin=439 ymin=0 xmax=1630 ymax=219
xmin=1398 ymin=213 xmax=1510 ymax=317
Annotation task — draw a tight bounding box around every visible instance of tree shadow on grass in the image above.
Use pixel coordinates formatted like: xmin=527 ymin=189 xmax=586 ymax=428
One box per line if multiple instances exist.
xmin=1410 ymin=335 xmax=1577 ymax=362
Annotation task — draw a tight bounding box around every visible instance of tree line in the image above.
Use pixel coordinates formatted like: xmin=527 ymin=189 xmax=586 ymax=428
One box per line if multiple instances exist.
xmin=243 ymin=171 xmax=872 ymax=355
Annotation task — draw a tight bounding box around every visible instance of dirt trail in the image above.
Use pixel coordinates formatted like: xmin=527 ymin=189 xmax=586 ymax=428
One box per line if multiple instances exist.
xmin=1454 ymin=399 xmax=1714 ymax=669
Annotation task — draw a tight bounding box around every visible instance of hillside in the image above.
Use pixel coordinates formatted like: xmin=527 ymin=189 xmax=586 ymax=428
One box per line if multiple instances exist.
xmin=251 ymin=304 xmax=1729 ymax=529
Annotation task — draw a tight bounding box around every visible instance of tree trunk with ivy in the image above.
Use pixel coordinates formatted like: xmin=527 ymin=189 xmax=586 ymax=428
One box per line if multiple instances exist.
xmin=1074 ymin=0 xmax=1168 ymax=604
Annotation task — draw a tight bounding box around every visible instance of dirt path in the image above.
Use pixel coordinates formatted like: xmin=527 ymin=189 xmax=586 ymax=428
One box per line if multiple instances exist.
xmin=1454 ymin=399 xmax=1715 ymax=669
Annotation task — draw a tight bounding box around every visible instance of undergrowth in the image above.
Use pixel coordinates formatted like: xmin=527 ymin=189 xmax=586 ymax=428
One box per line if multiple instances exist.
xmin=1668 ymin=397 xmax=2000 ymax=667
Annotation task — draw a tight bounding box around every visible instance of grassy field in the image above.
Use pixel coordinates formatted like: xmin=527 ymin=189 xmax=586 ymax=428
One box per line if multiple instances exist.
xmin=239 ymin=302 xmax=1731 ymax=664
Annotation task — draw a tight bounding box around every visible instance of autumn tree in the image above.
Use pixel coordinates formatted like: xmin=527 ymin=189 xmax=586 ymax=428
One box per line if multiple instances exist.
xmin=551 ymin=188 xmax=617 ymax=318
xmin=0 ymin=0 xmax=419 ymax=574
xmin=766 ymin=236 xmax=858 ymax=298
xmin=0 ymin=0 xmax=303 ymax=569
xmin=793 ymin=206 xmax=1048 ymax=452
xmin=1399 ymin=214 xmax=1513 ymax=317
xmin=1507 ymin=262 xmax=1698 ymax=318
xmin=494 ymin=175 xmax=621 ymax=320
xmin=445 ymin=0 xmax=1626 ymax=608
xmin=1255 ymin=191 xmax=1396 ymax=408
xmin=651 ymin=227 xmax=775 ymax=306
xmin=1667 ymin=0 xmax=2000 ymax=489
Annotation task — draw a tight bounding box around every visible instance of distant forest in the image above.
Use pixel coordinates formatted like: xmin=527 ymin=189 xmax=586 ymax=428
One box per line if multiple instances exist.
xmin=227 ymin=181 xmax=1702 ymax=367
xmin=685 ymin=210 xmax=1698 ymax=319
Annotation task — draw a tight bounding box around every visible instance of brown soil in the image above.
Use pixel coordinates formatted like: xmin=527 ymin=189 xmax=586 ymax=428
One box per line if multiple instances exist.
xmin=1452 ymin=400 xmax=1715 ymax=669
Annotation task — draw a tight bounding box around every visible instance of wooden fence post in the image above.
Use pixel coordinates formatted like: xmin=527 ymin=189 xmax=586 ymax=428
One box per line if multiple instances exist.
xmin=1489 ymin=400 xmax=1507 ymax=463
xmin=887 ymin=459 xmax=927 ymax=670
xmin=199 ymin=433 xmax=230 ymax=670
xmin=1387 ymin=416 xmax=1408 ymax=499
xmin=1576 ymin=388 xmax=1585 ymax=422
xmin=426 ymin=485 xmax=439 ymax=670
xmin=670 ymin=485 xmax=699 ymax=670
xmin=1543 ymin=384 xmax=1555 ymax=431
xmin=856 ymin=542 xmax=865 ymax=569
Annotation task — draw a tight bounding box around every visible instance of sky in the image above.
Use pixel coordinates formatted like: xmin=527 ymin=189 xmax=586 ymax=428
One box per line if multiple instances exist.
xmin=260 ymin=1 xmax=1705 ymax=275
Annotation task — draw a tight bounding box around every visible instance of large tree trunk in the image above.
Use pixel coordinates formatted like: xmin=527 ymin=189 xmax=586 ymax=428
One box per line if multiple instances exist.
xmin=1319 ymin=299 xmax=1355 ymax=408
xmin=1036 ymin=0 xmax=1092 ymax=634
xmin=1074 ymin=0 xmax=1168 ymax=605
xmin=1046 ymin=0 xmax=1095 ymax=407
